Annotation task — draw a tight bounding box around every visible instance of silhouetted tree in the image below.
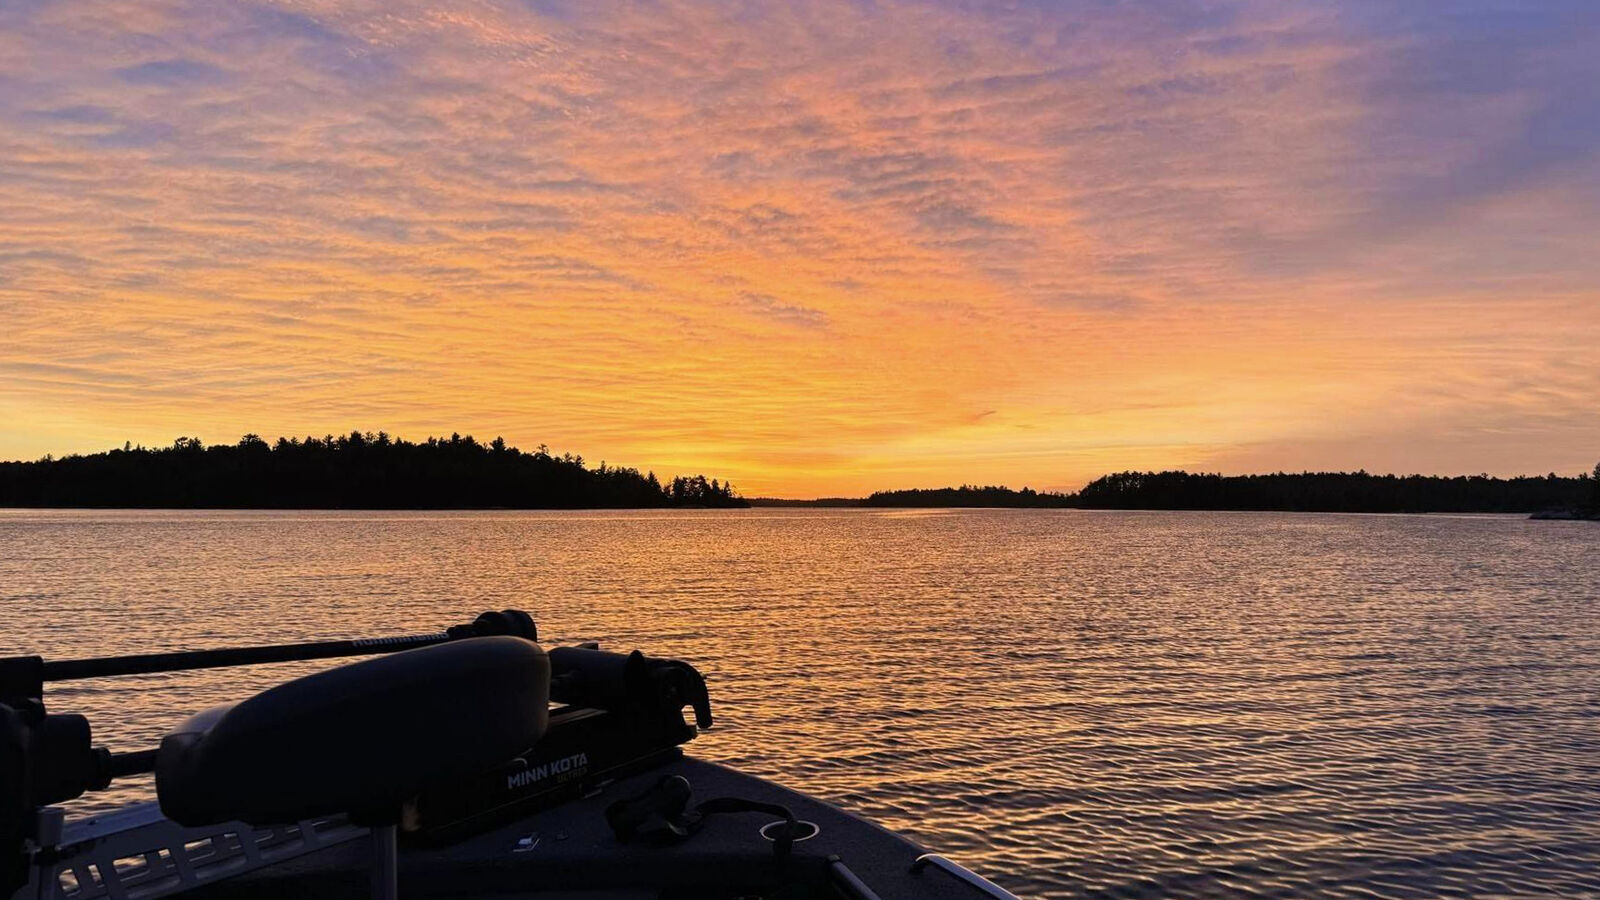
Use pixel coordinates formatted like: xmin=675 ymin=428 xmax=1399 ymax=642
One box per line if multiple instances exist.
xmin=864 ymin=485 xmax=1074 ymax=508
xmin=0 ymin=433 xmax=747 ymax=510
xmin=1073 ymin=469 xmax=1592 ymax=513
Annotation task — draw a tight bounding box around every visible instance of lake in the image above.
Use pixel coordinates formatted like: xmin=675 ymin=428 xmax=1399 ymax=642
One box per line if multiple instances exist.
xmin=2 ymin=508 xmax=1597 ymax=898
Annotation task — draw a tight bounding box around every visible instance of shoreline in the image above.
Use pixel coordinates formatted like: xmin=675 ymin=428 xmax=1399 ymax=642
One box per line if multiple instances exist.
xmin=0 ymin=505 xmax=1583 ymax=517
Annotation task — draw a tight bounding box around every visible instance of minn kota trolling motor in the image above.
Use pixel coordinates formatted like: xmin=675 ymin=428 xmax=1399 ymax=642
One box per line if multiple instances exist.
xmin=0 ymin=610 xmax=713 ymax=900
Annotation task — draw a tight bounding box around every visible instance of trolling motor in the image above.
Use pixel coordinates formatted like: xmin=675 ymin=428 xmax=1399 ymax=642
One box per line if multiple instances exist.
xmin=404 ymin=643 xmax=714 ymax=842
xmin=0 ymin=609 xmax=714 ymax=900
xmin=551 ymin=644 xmax=713 ymax=733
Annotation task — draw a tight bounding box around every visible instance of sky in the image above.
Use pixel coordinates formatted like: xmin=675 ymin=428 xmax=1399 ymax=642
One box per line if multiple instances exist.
xmin=1 ymin=0 xmax=1596 ymax=497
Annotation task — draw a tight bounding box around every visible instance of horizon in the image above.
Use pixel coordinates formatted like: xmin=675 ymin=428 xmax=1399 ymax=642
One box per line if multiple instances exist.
xmin=3 ymin=1 xmax=1598 ymax=496
xmin=4 ymin=430 xmax=1594 ymax=502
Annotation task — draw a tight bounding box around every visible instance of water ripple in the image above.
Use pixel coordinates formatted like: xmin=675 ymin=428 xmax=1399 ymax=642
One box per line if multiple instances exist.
xmin=2 ymin=508 xmax=1597 ymax=898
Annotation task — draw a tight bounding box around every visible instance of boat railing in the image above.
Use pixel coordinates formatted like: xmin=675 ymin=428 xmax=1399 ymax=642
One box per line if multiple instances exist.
xmin=909 ymin=853 xmax=1020 ymax=900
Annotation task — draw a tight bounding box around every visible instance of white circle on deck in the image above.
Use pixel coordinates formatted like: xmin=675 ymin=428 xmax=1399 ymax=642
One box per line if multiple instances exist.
xmin=760 ymin=820 xmax=820 ymax=843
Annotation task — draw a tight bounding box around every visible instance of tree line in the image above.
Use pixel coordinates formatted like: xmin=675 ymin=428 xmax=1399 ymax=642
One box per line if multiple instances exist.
xmin=0 ymin=432 xmax=746 ymax=509
xmin=794 ymin=466 xmax=1599 ymax=514
xmin=5 ymin=436 xmax=1594 ymax=514
xmin=861 ymin=485 xmax=1075 ymax=508
xmin=1073 ymin=468 xmax=1596 ymax=513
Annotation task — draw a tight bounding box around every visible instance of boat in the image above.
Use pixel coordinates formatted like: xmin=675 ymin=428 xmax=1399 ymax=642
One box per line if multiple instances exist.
xmin=1 ymin=610 xmax=1019 ymax=900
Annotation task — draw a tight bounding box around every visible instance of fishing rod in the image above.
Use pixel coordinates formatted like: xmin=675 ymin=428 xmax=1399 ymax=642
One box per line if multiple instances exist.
xmin=0 ymin=607 xmax=705 ymax=787
xmin=0 ymin=608 xmax=714 ymax=899
xmin=1 ymin=609 xmax=536 ymax=697
xmin=0 ymin=610 xmax=538 ymax=829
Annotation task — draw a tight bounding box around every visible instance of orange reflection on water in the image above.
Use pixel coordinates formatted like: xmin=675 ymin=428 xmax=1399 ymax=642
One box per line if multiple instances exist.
xmin=5 ymin=508 xmax=1599 ymax=897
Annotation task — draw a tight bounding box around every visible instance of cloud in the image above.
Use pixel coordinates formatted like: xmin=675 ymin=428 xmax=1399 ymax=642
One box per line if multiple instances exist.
xmin=740 ymin=293 xmax=830 ymax=329
xmin=27 ymin=104 xmax=115 ymax=123
xmin=0 ymin=0 xmax=1595 ymax=493
xmin=115 ymin=58 xmax=231 ymax=86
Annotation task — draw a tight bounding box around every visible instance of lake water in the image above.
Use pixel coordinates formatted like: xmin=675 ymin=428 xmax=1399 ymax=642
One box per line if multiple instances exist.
xmin=2 ymin=508 xmax=1598 ymax=898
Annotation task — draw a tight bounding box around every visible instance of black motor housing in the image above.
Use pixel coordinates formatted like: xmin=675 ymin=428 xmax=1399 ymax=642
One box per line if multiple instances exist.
xmin=408 ymin=646 xmax=714 ymax=843
xmin=155 ymin=636 xmax=551 ymax=826
xmin=549 ymin=646 xmax=712 ymax=732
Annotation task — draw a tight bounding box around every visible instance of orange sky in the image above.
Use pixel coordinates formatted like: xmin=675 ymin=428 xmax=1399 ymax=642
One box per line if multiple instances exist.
xmin=1 ymin=0 xmax=1597 ymax=497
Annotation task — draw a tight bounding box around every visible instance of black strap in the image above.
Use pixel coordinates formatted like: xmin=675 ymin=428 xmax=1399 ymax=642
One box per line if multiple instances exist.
xmin=695 ymin=796 xmax=799 ymax=859
xmin=606 ymin=775 xmax=799 ymax=860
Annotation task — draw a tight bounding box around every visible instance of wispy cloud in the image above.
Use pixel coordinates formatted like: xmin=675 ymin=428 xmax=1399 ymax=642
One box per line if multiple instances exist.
xmin=115 ymin=58 xmax=231 ymax=87
xmin=741 ymin=292 xmax=829 ymax=329
xmin=0 ymin=0 xmax=1595 ymax=494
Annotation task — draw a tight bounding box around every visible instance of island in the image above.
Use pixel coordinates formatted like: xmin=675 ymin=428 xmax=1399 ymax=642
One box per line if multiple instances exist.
xmin=1072 ymin=469 xmax=1597 ymax=515
xmin=751 ymin=466 xmax=1600 ymax=515
xmin=864 ymin=486 xmax=1075 ymax=507
xmin=0 ymin=433 xmax=747 ymax=509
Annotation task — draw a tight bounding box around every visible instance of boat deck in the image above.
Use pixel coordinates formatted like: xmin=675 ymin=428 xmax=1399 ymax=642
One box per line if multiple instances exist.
xmin=152 ymin=755 xmax=1013 ymax=900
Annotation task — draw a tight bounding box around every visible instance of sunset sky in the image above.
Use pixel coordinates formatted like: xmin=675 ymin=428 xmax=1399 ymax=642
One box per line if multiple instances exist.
xmin=2 ymin=0 xmax=1596 ymax=497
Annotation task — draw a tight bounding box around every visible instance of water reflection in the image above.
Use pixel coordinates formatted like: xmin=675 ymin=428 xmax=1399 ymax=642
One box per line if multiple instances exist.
xmin=2 ymin=509 xmax=1597 ymax=898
